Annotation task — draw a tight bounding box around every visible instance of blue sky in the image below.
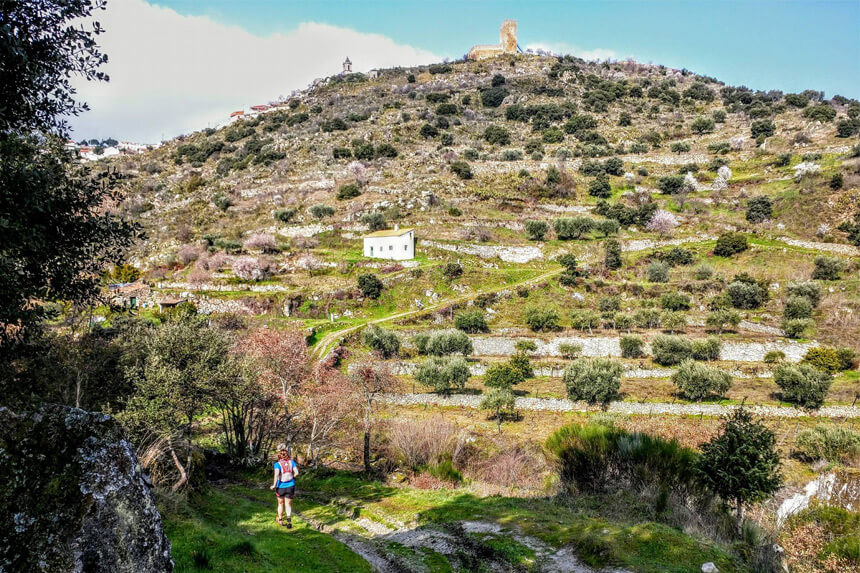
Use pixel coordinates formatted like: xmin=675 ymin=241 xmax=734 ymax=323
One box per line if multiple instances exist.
xmin=154 ymin=0 xmax=859 ymax=98
xmin=73 ymin=0 xmax=859 ymax=142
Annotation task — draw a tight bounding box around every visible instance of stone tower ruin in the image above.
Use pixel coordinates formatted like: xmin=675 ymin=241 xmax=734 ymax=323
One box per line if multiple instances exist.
xmin=467 ymin=20 xmax=519 ymax=61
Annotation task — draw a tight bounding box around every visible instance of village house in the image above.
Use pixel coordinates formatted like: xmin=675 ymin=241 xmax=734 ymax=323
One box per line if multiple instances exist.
xmin=108 ymin=280 xmax=151 ymax=309
xmin=363 ymin=225 xmax=415 ymax=261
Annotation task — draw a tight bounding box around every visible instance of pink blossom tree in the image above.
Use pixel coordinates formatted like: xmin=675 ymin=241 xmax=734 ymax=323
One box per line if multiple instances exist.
xmin=646 ymin=209 xmax=679 ymax=237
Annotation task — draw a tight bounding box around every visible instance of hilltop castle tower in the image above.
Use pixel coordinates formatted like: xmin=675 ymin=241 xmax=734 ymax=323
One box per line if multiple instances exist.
xmin=342 ymin=57 xmax=352 ymax=74
xmin=467 ymin=20 xmax=519 ymax=60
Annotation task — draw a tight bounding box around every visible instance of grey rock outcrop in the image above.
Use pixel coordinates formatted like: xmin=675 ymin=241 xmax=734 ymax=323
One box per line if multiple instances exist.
xmin=0 ymin=405 xmax=173 ymax=572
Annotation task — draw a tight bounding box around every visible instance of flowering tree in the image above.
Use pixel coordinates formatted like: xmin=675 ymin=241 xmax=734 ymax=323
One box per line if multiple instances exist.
xmin=349 ymin=359 xmax=397 ymax=472
xmin=232 ymin=256 xmax=273 ymax=281
xmin=646 ymin=209 xmax=679 ymax=237
xmin=241 ymin=328 xmax=311 ymax=445
xmin=242 ymin=233 xmax=278 ymax=253
xmin=296 ymin=253 xmax=323 ymax=277
xmin=346 ymin=160 xmax=368 ymax=187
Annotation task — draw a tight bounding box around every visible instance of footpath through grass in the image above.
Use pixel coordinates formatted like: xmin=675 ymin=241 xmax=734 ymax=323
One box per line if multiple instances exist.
xmin=163 ymin=469 xmax=746 ymax=572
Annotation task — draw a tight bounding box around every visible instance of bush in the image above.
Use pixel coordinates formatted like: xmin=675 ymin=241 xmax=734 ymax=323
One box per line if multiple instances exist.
xmin=646 ymin=261 xmax=670 ymax=283
xmin=673 ymin=360 xmax=732 ymax=401
xmin=786 ymin=281 xmax=823 ymax=307
xmin=691 ymin=116 xmax=715 ymax=134
xmin=745 ymin=196 xmax=772 ymax=223
xmin=420 ymin=123 xmax=439 ymax=138
xmin=588 ymin=174 xmax=611 ymax=198
xmin=794 ymin=425 xmax=860 ymax=463
xmin=801 ymin=346 xmax=844 ymax=373
xmin=309 ymin=204 xmax=334 ymax=219
xmin=604 ymin=239 xmax=622 ymax=270
xmin=660 ymin=292 xmax=691 ymax=311
xmin=525 ymin=220 xmax=548 ymax=241
xmin=670 ymin=142 xmax=691 ymax=154
xmin=454 ymin=309 xmax=488 ymax=333
xmin=750 ymin=119 xmax=775 ymax=138
xmin=563 ymin=358 xmax=622 ymax=408
xmin=442 ymin=261 xmax=463 ymax=280
xmin=362 ymin=325 xmax=401 ymax=358
xmin=570 ymin=310 xmax=601 ymax=332
xmin=545 ymin=423 xmax=699 ymax=495
xmin=375 ymin=143 xmax=398 ymax=158
xmin=781 ymin=318 xmax=812 ymax=339
xmin=657 ymin=175 xmax=685 ymax=194
xmin=336 ymin=183 xmax=361 ymax=200
xmin=811 ymin=256 xmax=843 ymax=280
xmin=357 ymin=273 xmax=384 ymax=299
xmin=274 ymin=208 xmax=296 ymax=223
xmin=620 ymin=335 xmax=644 ymax=358
xmin=829 ymin=172 xmax=844 ymax=190
xmin=657 ymin=247 xmax=694 ymax=267
xmin=726 ymin=280 xmax=767 ymax=309
xmin=784 ymin=296 xmax=813 ymax=320
xmin=693 ymin=264 xmax=714 ymax=280
xmin=558 ymin=342 xmax=583 ymax=360
xmin=803 ymin=104 xmax=836 ymax=122
xmin=691 ymin=337 xmax=722 ymax=361
xmin=483 ymin=125 xmax=511 ymax=145
xmin=774 ymin=363 xmax=832 ymax=409
xmin=362 ymin=212 xmax=386 ymax=231
xmin=835 ymin=347 xmax=857 ymax=371
xmin=651 ymin=335 xmax=693 ymax=365
xmin=524 ymin=306 xmax=560 ymax=332
xmin=480 ymin=86 xmax=508 ymax=108
xmin=450 ymin=160 xmax=473 ymax=180
xmin=333 ymin=147 xmax=352 ymax=159
xmin=764 ymin=350 xmax=786 ymax=364
xmin=435 ymin=102 xmax=458 ymax=116
xmin=212 ymin=191 xmax=232 ymax=211
xmin=713 ymin=232 xmax=748 ymax=257
xmin=553 ymin=217 xmax=594 ymax=240
xmin=415 ymin=356 xmax=470 ymax=395
xmin=705 ymin=309 xmax=741 ymax=333
xmin=484 ymin=363 xmax=525 ymax=389
xmin=425 ymin=330 xmax=473 ymax=356
xmin=542 ymin=128 xmax=564 ymax=144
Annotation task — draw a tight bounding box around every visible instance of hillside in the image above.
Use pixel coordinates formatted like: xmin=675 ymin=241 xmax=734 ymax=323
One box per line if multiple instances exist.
xmin=94 ymin=53 xmax=860 ymax=572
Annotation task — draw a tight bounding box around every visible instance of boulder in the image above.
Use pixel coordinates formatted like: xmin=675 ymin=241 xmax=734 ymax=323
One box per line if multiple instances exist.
xmin=702 ymin=563 xmax=719 ymax=573
xmin=0 ymin=405 xmax=173 ymax=572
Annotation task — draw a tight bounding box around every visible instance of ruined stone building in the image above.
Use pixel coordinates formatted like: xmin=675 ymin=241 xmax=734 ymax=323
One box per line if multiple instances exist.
xmin=467 ymin=20 xmax=519 ymax=60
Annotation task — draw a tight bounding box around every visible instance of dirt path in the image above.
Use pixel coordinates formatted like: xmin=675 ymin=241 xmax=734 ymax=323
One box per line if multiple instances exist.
xmin=381 ymin=392 xmax=860 ymax=419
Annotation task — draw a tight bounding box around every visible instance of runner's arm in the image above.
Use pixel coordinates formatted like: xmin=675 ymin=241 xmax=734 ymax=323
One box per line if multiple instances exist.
xmin=270 ymin=467 xmax=279 ymax=489
xmin=292 ymin=460 xmax=299 ymax=477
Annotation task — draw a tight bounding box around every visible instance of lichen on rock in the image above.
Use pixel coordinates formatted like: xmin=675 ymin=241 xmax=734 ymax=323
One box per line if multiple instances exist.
xmin=0 ymin=405 xmax=173 ymax=572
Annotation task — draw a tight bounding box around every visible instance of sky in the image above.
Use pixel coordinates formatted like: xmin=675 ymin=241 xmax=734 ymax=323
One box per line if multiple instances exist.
xmin=72 ymin=0 xmax=860 ymax=143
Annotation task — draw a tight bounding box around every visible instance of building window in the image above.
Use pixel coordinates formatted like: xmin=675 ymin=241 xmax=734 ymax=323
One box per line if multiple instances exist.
xmin=389 ymin=245 xmax=393 ymax=251
xmin=370 ymin=246 xmax=373 ymax=255
xmin=404 ymin=244 xmax=407 ymax=251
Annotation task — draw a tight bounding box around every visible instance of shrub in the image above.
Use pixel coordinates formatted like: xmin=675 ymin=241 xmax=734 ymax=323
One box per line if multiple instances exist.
xmin=454 ymin=309 xmax=489 ymax=333
xmin=705 ymin=309 xmax=741 ymax=333
xmin=274 ymin=208 xmax=296 ymax=223
xmin=450 ymin=160 xmax=473 ymax=180
xmin=362 ymin=212 xmax=386 ymax=231
xmin=525 ymin=220 xmax=548 ymax=241
xmin=693 ymin=264 xmax=714 ymax=280
xmin=646 ymin=261 xmax=670 ymax=283
xmin=794 ymin=425 xmax=860 ymax=463
xmin=660 ymin=292 xmax=691 ymax=311
xmin=480 ymin=86 xmax=508 ymax=108
xmin=726 ymin=280 xmax=767 ymax=309
xmin=553 ymin=217 xmax=594 ymax=240
xmin=801 ymin=346 xmax=844 ymax=373
xmin=375 ymin=143 xmax=398 ymax=158
xmin=332 ymin=146 xmax=352 ymax=159
xmin=362 ymin=325 xmax=401 ymax=358
xmin=750 ymin=119 xmax=775 ymax=138
xmin=604 ymin=239 xmax=622 ymax=270
xmin=563 ymin=358 xmax=622 ymax=409
xmin=309 ymin=204 xmax=334 ymax=219
xmin=524 ymin=306 xmax=560 ymax=332
xmin=440 ymin=133 xmax=454 ymax=146
xmin=588 ymin=174 xmax=611 ymax=198
xmin=673 ymin=360 xmax=732 ymax=401
xmin=657 ymin=175 xmax=685 ymax=194
xmin=442 ymin=261 xmax=463 ymax=280
xmin=357 ymin=273 xmax=383 ymax=299
xmin=829 ymin=172 xmax=844 ymax=190
xmin=212 ymin=191 xmax=233 ymax=211
xmin=420 ymin=123 xmax=439 ymax=138
xmin=774 ymin=363 xmax=832 ymax=409
xmin=781 ymin=318 xmax=812 ymax=339
xmin=803 ymin=104 xmax=836 ymax=122
xmin=745 ymin=196 xmax=772 ymax=223
xmin=416 ymin=356 xmax=470 ymax=395
xmin=435 ymin=102 xmax=458 ymax=116
xmin=336 ymin=183 xmax=361 ymax=200
xmin=425 ymin=330 xmax=473 ymax=357
xmin=784 ymin=296 xmax=813 ymax=320
xmin=835 ymin=347 xmax=857 ymax=371
xmin=691 ymin=116 xmax=715 ymax=134
xmin=786 ymin=281 xmax=823 ymax=307
xmin=558 ymin=342 xmax=583 ymax=360
xmin=670 ymin=142 xmax=691 ymax=154
xmin=811 ymin=256 xmax=843 ymax=280
xmin=483 ymin=125 xmax=511 ymax=145
xmin=542 ymin=128 xmax=564 ymax=143
xmin=657 ymin=247 xmax=694 ymax=267
xmin=691 ymin=337 xmax=722 ymax=361
xmin=484 ymin=363 xmax=525 ymax=389
xmin=546 ymin=423 xmax=699 ymax=495
xmin=714 ymin=232 xmax=748 ymax=257
xmin=620 ymin=335 xmax=644 ymax=358
xmin=651 ymin=335 xmax=693 ymax=365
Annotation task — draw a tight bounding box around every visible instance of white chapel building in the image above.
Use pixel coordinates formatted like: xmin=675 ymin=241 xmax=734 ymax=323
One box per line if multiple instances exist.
xmin=363 ymin=225 xmax=415 ymax=261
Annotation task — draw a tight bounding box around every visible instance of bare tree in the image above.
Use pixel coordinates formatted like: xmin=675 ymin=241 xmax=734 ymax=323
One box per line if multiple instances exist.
xmin=349 ymin=359 xmax=397 ymax=473
xmin=299 ymin=361 xmax=357 ymax=466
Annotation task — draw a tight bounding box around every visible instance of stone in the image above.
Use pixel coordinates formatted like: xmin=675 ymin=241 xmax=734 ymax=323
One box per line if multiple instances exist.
xmin=0 ymin=405 xmax=173 ymax=572
xmin=702 ymin=563 xmax=719 ymax=573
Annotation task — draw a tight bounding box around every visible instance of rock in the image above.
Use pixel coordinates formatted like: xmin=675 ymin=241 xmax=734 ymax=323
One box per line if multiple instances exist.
xmin=0 ymin=405 xmax=173 ymax=572
xmin=702 ymin=563 xmax=719 ymax=573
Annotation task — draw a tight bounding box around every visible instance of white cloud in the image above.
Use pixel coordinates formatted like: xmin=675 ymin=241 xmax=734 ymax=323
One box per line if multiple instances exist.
xmin=71 ymin=0 xmax=440 ymax=142
xmin=524 ymin=41 xmax=619 ymax=62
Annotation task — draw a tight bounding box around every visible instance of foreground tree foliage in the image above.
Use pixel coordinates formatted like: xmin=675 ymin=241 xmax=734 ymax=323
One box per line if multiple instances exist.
xmin=696 ymin=409 xmax=782 ymax=538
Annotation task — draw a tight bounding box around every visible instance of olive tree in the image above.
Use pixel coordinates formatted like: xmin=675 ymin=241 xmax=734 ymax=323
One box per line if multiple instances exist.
xmin=563 ymin=357 xmax=622 ymax=409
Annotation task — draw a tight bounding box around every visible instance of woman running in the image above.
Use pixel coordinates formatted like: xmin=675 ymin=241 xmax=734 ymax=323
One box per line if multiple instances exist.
xmin=269 ymin=444 xmax=299 ymax=528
